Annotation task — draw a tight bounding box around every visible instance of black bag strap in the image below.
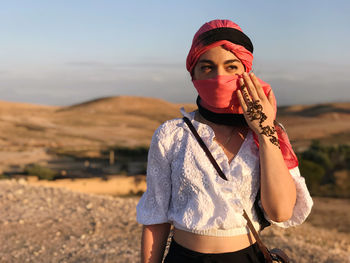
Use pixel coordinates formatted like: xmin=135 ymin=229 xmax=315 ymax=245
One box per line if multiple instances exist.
xmin=183 ymin=116 xmax=228 ymax=181
xmin=183 ymin=116 xmax=275 ymax=262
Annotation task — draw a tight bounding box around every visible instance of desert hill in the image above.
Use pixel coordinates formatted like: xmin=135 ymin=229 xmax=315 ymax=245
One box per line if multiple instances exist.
xmin=0 ymin=96 xmax=349 ymax=173
xmin=0 ymin=96 xmax=196 ymax=174
xmin=278 ymin=102 xmax=350 ymax=117
xmin=276 ymin=102 xmax=350 ymax=149
xmin=0 ymin=96 xmax=196 ymax=150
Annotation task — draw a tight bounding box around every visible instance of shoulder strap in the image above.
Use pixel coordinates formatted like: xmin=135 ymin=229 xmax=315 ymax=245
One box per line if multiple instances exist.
xmin=243 ymin=211 xmax=273 ymax=262
xmin=183 ymin=117 xmax=228 ymax=181
xmin=183 ymin=116 xmax=273 ymax=262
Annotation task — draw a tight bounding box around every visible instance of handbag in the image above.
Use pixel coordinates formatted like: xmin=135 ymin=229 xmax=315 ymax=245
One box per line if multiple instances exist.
xmin=183 ymin=116 xmax=290 ymax=263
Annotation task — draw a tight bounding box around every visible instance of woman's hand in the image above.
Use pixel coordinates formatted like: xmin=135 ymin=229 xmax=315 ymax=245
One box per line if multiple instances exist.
xmin=237 ymin=72 xmax=280 ymax=148
xmin=238 ymin=72 xmax=296 ymax=221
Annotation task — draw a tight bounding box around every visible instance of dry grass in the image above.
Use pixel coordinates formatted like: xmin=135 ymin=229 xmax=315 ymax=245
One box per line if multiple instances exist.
xmin=26 ymin=175 xmax=147 ymax=196
xmin=305 ymin=197 xmax=350 ymax=234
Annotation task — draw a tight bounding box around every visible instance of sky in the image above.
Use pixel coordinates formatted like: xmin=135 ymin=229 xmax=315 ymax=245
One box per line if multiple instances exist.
xmin=0 ymin=0 xmax=349 ymax=107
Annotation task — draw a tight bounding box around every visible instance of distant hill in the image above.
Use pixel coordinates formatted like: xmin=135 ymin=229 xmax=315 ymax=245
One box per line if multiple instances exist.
xmin=0 ymin=96 xmax=196 ymax=174
xmin=0 ymin=96 xmax=195 ymax=150
xmin=0 ymin=96 xmax=349 ymax=173
xmin=276 ymin=102 xmax=350 ymax=149
xmin=278 ymin=102 xmax=350 ymax=117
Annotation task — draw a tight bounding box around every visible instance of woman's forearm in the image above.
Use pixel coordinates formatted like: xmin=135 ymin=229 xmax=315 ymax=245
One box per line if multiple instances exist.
xmin=258 ymin=134 xmax=296 ymax=222
xmin=141 ymin=223 xmax=171 ymax=263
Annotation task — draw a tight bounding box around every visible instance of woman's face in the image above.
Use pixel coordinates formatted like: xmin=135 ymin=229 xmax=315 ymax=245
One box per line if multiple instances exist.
xmin=193 ymin=45 xmax=245 ymax=80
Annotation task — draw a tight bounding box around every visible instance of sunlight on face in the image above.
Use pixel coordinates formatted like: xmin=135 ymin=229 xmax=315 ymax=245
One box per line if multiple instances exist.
xmin=193 ymin=46 xmax=245 ymax=80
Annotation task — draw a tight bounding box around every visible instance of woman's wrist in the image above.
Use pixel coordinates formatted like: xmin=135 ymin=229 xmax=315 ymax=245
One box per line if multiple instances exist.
xmin=257 ymin=129 xmax=280 ymax=149
xmin=258 ymin=133 xmax=271 ymax=143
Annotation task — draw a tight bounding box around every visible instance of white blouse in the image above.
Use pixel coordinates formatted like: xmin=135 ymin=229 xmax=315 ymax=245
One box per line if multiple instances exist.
xmin=136 ymin=108 xmax=313 ymax=236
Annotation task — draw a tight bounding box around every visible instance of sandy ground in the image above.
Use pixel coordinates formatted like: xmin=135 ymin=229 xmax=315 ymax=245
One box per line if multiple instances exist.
xmin=0 ymin=179 xmax=349 ymax=263
xmin=26 ymin=175 xmax=147 ymax=196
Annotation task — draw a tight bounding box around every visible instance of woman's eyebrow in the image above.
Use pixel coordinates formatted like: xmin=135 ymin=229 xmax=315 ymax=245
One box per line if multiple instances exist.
xmin=197 ymin=59 xmax=240 ymax=64
xmin=224 ymin=59 xmax=240 ymax=64
xmin=197 ymin=59 xmax=214 ymax=64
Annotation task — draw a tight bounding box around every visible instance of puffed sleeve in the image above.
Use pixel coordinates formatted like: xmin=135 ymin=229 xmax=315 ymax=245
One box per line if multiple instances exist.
xmin=261 ymin=166 xmax=313 ymax=228
xmin=136 ymin=126 xmax=172 ymax=225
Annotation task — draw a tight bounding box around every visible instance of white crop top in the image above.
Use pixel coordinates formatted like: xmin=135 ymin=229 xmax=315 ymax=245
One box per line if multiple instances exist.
xmin=136 ymin=108 xmax=313 ymax=236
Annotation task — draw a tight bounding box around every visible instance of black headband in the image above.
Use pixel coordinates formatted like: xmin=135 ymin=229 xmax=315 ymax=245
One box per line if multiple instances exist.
xmin=195 ymin=27 xmax=254 ymax=53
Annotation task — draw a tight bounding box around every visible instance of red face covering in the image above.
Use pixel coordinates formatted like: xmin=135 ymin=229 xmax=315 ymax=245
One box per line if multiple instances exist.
xmin=193 ymin=75 xmax=241 ymax=109
xmin=193 ymin=74 xmax=275 ymax=116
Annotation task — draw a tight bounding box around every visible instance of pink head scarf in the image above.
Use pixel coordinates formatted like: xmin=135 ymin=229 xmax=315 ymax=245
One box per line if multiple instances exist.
xmin=186 ymin=19 xmax=298 ymax=169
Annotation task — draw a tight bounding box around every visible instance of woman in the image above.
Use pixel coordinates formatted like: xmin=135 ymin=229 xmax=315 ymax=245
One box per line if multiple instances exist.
xmin=136 ymin=19 xmax=313 ymax=263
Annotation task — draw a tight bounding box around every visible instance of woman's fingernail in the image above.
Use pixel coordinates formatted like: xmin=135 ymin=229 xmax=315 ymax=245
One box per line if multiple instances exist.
xmin=243 ymin=72 xmax=248 ymax=77
xmin=250 ymin=72 xmax=254 ymax=76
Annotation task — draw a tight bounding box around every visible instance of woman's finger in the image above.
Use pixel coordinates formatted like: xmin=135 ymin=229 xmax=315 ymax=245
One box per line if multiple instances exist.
xmin=239 ymin=78 xmax=252 ymax=104
xmin=242 ymin=72 xmax=259 ymax=101
xmin=268 ymin=90 xmax=276 ymax=108
xmin=237 ymin=90 xmax=248 ymax=112
xmin=249 ymin=72 xmax=266 ymax=100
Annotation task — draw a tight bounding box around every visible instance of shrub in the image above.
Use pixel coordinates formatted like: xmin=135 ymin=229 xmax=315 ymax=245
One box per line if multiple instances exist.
xmin=299 ymin=159 xmax=325 ymax=195
xmin=109 ymin=146 xmax=149 ymax=159
xmin=0 ymin=174 xmax=10 ymax=180
xmin=24 ymin=164 xmax=57 ymax=181
xmin=301 ymin=149 xmax=333 ymax=171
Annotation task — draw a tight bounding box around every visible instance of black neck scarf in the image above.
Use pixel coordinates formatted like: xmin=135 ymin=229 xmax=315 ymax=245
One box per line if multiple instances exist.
xmin=196 ymin=96 xmax=248 ymax=127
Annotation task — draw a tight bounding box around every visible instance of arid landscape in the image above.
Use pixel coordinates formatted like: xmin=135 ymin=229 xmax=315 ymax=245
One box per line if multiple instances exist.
xmin=0 ymin=96 xmax=350 ymax=262
xmin=0 ymin=96 xmax=350 ymax=175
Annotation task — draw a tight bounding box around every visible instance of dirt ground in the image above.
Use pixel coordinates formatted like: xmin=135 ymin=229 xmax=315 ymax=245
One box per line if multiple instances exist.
xmin=0 ymin=179 xmax=349 ymax=263
xmin=25 ymin=175 xmax=147 ymax=196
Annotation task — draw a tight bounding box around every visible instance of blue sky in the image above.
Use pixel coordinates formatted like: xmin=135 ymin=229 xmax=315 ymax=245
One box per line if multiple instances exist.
xmin=0 ymin=0 xmax=349 ymax=106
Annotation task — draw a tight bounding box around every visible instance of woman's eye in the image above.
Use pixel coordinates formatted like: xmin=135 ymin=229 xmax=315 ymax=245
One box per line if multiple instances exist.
xmin=201 ymin=65 xmax=212 ymax=72
xmin=227 ymin=65 xmax=238 ymax=70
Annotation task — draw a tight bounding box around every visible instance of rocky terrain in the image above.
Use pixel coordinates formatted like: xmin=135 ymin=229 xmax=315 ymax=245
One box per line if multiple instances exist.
xmin=0 ymin=179 xmax=141 ymax=263
xmin=0 ymin=179 xmax=349 ymax=263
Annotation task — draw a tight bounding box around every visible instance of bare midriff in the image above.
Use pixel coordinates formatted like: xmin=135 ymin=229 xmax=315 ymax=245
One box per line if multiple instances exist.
xmin=173 ymin=227 xmax=256 ymax=253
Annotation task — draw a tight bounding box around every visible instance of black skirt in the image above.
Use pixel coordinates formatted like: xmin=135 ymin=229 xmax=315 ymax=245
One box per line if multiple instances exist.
xmin=164 ymin=237 xmax=265 ymax=263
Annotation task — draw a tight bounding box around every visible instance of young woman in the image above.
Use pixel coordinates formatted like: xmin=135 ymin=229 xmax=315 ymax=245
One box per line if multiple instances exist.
xmin=136 ymin=19 xmax=313 ymax=263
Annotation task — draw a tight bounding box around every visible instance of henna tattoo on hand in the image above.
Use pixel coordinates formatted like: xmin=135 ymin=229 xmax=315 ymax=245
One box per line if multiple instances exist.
xmin=246 ymin=100 xmax=263 ymax=121
xmin=242 ymin=89 xmax=280 ymax=148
